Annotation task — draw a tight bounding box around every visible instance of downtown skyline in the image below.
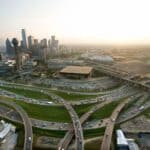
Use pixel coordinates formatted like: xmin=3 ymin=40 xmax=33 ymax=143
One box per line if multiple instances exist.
xmin=1 ymin=0 xmax=150 ymax=45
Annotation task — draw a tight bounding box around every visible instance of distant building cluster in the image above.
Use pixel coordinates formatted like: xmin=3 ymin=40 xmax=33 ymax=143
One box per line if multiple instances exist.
xmin=6 ymin=29 xmax=59 ymax=62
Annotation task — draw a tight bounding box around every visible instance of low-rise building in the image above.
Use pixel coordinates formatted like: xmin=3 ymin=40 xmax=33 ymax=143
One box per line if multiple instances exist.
xmin=59 ymin=66 xmax=93 ymax=79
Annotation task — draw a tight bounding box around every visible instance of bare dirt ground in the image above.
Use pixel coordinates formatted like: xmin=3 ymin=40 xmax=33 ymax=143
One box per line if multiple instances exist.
xmin=113 ymin=60 xmax=150 ymax=75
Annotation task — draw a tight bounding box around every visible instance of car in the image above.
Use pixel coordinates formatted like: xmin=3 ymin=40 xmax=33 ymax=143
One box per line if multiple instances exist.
xmin=28 ymin=137 xmax=32 ymax=141
xmin=111 ymin=118 xmax=115 ymax=122
xmin=139 ymin=106 xmax=144 ymax=111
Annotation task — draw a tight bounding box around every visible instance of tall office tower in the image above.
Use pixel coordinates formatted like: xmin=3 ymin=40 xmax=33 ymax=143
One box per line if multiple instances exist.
xmin=28 ymin=36 xmax=34 ymax=49
xmin=48 ymin=39 xmax=51 ymax=48
xmin=12 ymin=38 xmax=20 ymax=70
xmin=0 ymin=53 xmax=2 ymax=61
xmin=51 ymin=36 xmax=55 ymax=45
xmin=55 ymin=40 xmax=59 ymax=50
xmin=21 ymin=29 xmax=28 ymax=49
xmin=40 ymin=38 xmax=47 ymax=48
xmin=6 ymin=38 xmax=14 ymax=56
xmin=20 ymin=40 xmax=24 ymax=48
xmin=50 ymin=36 xmax=59 ymax=54
xmin=34 ymin=39 xmax=38 ymax=46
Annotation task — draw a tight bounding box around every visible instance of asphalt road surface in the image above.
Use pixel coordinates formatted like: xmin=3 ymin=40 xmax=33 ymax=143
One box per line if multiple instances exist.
xmin=100 ymin=99 xmax=129 ymax=150
xmin=0 ymin=99 xmax=33 ymax=150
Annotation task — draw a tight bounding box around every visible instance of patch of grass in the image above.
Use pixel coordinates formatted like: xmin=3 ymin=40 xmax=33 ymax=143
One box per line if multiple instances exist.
xmin=15 ymin=130 xmax=24 ymax=150
xmin=85 ymin=138 xmax=101 ymax=150
xmin=33 ymin=127 xmax=66 ymax=138
xmin=74 ymin=103 xmax=96 ymax=117
xmin=0 ymin=96 xmax=71 ymax=123
xmin=15 ymin=101 xmax=71 ymax=123
xmin=50 ymin=90 xmax=99 ymax=101
xmin=84 ymin=127 xmax=105 ymax=138
xmin=88 ymin=100 xmax=120 ymax=120
xmin=0 ymin=86 xmax=52 ymax=101
xmin=142 ymin=107 xmax=150 ymax=118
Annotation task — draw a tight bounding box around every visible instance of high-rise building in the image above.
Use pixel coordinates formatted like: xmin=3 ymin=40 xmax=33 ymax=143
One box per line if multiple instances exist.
xmin=6 ymin=38 xmax=14 ymax=56
xmin=50 ymin=35 xmax=59 ymax=54
xmin=48 ymin=39 xmax=51 ymax=48
xmin=40 ymin=38 xmax=47 ymax=48
xmin=28 ymin=36 xmax=34 ymax=49
xmin=21 ymin=29 xmax=28 ymax=49
xmin=20 ymin=40 xmax=24 ymax=48
xmin=34 ymin=39 xmax=38 ymax=46
xmin=12 ymin=38 xmax=21 ymax=70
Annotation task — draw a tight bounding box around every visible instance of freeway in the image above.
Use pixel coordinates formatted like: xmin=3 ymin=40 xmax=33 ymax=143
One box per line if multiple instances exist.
xmin=58 ymin=99 xmax=84 ymax=150
xmin=117 ymin=93 xmax=150 ymax=124
xmin=0 ymin=81 xmax=84 ymax=150
xmin=58 ymin=92 xmax=139 ymax=150
xmin=100 ymin=99 xmax=130 ymax=150
xmin=58 ymin=99 xmax=114 ymax=150
xmin=86 ymin=60 xmax=150 ymax=92
xmin=0 ymin=99 xmax=33 ymax=150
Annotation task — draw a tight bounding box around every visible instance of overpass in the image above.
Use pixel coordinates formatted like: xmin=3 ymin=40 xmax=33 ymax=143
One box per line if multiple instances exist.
xmin=100 ymin=99 xmax=130 ymax=150
xmin=0 ymin=99 xmax=33 ymax=150
xmin=86 ymin=60 xmax=150 ymax=92
xmin=58 ymin=99 xmax=114 ymax=150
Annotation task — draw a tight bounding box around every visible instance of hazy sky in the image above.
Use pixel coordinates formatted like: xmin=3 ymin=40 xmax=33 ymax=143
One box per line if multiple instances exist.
xmin=1 ymin=0 xmax=150 ymax=45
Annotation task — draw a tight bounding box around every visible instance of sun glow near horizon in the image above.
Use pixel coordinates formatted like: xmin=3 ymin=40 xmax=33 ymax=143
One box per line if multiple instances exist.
xmin=1 ymin=0 xmax=150 ymax=44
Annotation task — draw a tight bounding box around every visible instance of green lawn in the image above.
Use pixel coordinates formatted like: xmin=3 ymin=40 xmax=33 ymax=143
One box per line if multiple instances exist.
xmin=142 ymin=107 xmax=150 ymax=118
xmin=74 ymin=103 xmax=96 ymax=117
xmin=85 ymin=139 xmax=101 ymax=150
xmin=33 ymin=127 xmax=66 ymax=138
xmin=0 ymin=96 xmax=71 ymax=122
xmin=0 ymin=96 xmax=99 ymax=123
xmin=84 ymin=127 xmax=105 ymax=138
xmin=0 ymin=86 xmax=52 ymax=101
xmin=88 ymin=100 xmax=121 ymax=120
xmin=15 ymin=100 xmax=71 ymax=122
xmin=50 ymin=90 xmax=99 ymax=101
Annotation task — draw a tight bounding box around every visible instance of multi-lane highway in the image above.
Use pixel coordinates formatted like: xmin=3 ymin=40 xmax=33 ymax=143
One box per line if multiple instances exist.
xmin=0 ymin=99 xmax=33 ymax=150
xmin=58 ymin=99 xmax=84 ymax=150
xmin=0 ymin=79 xmax=144 ymax=150
xmin=86 ymin=60 xmax=150 ymax=92
xmin=58 ymin=99 xmax=114 ymax=150
xmin=100 ymin=99 xmax=130 ymax=150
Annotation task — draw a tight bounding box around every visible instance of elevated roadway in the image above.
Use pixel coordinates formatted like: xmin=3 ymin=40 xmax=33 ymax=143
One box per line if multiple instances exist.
xmin=58 ymin=99 xmax=114 ymax=150
xmin=100 ymin=99 xmax=130 ymax=150
xmin=0 ymin=99 xmax=33 ymax=150
xmin=86 ymin=60 xmax=150 ymax=92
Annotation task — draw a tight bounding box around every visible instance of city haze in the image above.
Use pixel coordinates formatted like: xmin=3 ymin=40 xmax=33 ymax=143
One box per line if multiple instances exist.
xmin=1 ymin=0 xmax=150 ymax=45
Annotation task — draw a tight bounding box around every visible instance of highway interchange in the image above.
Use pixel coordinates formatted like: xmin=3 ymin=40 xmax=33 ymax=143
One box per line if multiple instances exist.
xmin=0 ymin=63 xmax=149 ymax=150
xmin=0 ymin=99 xmax=33 ymax=150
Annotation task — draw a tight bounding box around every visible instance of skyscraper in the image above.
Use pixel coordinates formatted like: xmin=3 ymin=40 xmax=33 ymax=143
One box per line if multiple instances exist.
xmin=34 ymin=39 xmax=38 ymax=46
xmin=28 ymin=35 xmax=34 ymax=49
xmin=48 ymin=39 xmax=51 ymax=48
xmin=6 ymin=38 xmax=14 ymax=56
xmin=12 ymin=38 xmax=20 ymax=70
xmin=40 ymin=38 xmax=47 ymax=48
xmin=21 ymin=29 xmax=28 ymax=49
xmin=50 ymin=36 xmax=59 ymax=54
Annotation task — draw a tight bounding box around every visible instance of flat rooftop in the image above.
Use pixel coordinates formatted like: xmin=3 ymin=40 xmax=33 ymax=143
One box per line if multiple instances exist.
xmin=60 ymin=66 xmax=93 ymax=75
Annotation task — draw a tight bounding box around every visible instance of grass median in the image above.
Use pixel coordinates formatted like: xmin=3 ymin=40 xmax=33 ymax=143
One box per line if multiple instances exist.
xmin=0 ymin=86 xmax=52 ymax=101
xmin=88 ymin=100 xmax=121 ymax=120
xmin=50 ymin=90 xmax=99 ymax=101
xmin=0 ymin=96 xmax=99 ymax=122
xmin=0 ymin=96 xmax=71 ymax=122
